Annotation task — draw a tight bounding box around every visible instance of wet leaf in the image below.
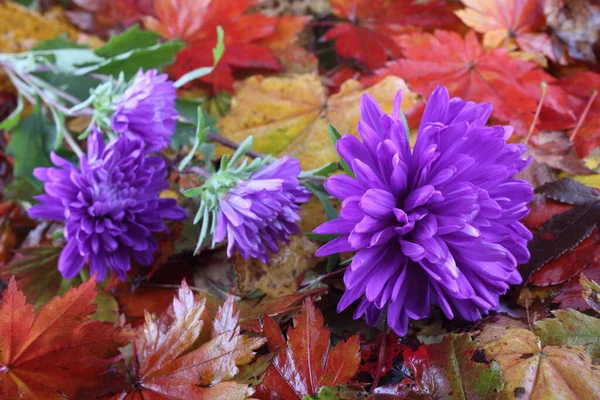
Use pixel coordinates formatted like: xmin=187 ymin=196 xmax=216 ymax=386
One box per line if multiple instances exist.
xmin=112 ymin=280 xmax=265 ymax=398
xmin=0 ymin=277 xmax=129 ymax=399
xmin=485 ymin=328 xmax=600 ymax=399
xmin=255 ymin=298 xmax=360 ymax=399
xmin=518 ymin=200 xmax=600 ymax=288
xmin=528 ymin=228 xmax=600 ymax=286
xmin=399 ymin=334 xmax=503 ymax=399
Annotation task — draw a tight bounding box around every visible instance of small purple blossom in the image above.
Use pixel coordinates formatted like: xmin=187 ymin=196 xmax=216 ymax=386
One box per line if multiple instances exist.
xmin=28 ymin=130 xmax=187 ymax=281
xmin=314 ymin=86 xmax=533 ymax=336
xmin=111 ymin=69 xmax=177 ymax=152
xmin=213 ymin=156 xmax=311 ymax=263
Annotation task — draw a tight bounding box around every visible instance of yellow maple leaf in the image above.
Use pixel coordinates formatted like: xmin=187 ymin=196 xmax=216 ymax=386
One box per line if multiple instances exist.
xmin=216 ymin=73 xmax=418 ymax=170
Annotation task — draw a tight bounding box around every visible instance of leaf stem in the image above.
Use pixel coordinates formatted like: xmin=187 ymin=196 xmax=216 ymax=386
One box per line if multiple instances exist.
xmin=570 ymin=89 xmax=598 ymax=142
xmin=371 ymin=324 xmax=389 ymax=392
xmin=522 ymin=82 xmax=547 ymax=145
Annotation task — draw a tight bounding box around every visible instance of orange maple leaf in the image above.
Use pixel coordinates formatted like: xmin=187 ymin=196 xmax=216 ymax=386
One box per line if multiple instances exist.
xmin=455 ymin=0 xmax=556 ymax=62
xmin=0 ymin=277 xmax=129 ymax=399
xmin=377 ymin=30 xmax=574 ymax=135
xmin=254 ymin=298 xmax=360 ymax=399
xmin=145 ymin=0 xmax=308 ymax=92
xmin=322 ymin=0 xmax=460 ymax=71
xmin=111 ymin=280 xmax=265 ymax=399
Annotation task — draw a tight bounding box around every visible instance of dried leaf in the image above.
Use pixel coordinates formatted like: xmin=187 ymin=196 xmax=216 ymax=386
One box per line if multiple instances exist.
xmin=455 ymin=0 xmax=553 ymax=60
xmin=379 ymin=30 xmax=571 ymax=135
xmin=534 ymin=309 xmax=600 ymax=359
xmin=255 ymin=298 xmax=360 ymax=399
xmin=234 ymin=235 xmax=320 ymax=297
xmin=485 ymin=328 xmax=600 ymax=399
xmin=581 ymin=273 xmax=600 ymax=313
xmin=323 ymin=0 xmax=459 ymax=70
xmin=545 ymin=0 xmax=600 ymax=64
xmin=217 ymin=74 xmax=418 ymax=170
xmin=148 ymin=0 xmax=307 ymax=92
xmin=0 ymin=277 xmax=129 ymax=399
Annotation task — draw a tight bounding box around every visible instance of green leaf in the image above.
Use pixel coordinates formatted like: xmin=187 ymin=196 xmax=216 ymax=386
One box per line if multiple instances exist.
xmin=0 ymin=94 xmax=24 ymax=131
xmin=305 ymin=182 xmax=338 ymax=222
xmin=174 ymin=26 xmax=225 ymax=88
xmin=299 ymin=162 xmax=339 ymax=178
xmin=179 ymin=108 xmax=209 ymax=171
xmin=95 ymin=25 xmax=160 ymax=58
xmin=33 ymin=35 xmax=87 ymax=51
xmin=534 ymin=309 xmax=600 ymax=359
xmin=327 ymin=123 xmax=342 ymax=144
xmin=328 ymin=123 xmax=353 ymax=177
xmin=6 ymin=106 xmax=57 ymax=189
xmin=183 ymin=187 xmax=205 ymax=198
xmin=75 ymin=41 xmax=184 ymax=79
xmin=304 ymin=385 xmax=368 ymax=400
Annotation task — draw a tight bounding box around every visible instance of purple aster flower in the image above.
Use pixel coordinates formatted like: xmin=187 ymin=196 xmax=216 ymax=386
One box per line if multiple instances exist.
xmin=313 ymin=86 xmax=533 ymax=336
xmin=210 ymin=156 xmax=311 ymax=263
xmin=28 ymin=130 xmax=187 ymax=281
xmin=111 ymin=69 xmax=177 ymax=152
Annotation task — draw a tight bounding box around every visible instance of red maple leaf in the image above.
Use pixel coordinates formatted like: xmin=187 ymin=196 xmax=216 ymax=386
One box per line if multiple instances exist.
xmin=377 ymin=30 xmax=574 ymax=135
xmin=322 ymin=0 xmax=460 ymax=71
xmin=254 ymin=298 xmax=360 ymax=399
xmin=0 ymin=277 xmax=129 ymax=398
xmin=146 ymin=0 xmax=308 ymax=92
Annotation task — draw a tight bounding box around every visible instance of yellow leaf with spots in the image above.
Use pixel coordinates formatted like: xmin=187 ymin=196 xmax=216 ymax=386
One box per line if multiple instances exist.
xmin=485 ymin=328 xmax=600 ymax=399
xmin=217 ymin=74 xmax=418 ymax=170
xmin=234 ymin=235 xmax=321 ymax=297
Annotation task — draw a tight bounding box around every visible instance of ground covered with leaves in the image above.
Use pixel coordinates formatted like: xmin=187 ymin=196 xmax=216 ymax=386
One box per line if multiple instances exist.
xmin=1 ymin=0 xmax=600 ymax=399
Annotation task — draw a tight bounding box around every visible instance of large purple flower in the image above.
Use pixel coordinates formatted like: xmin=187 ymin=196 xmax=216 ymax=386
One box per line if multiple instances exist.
xmin=314 ymin=86 xmax=533 ymax=335
xmin=111 ymin=69 xmax=177 ymax=152
xmin=28 ymin=131 xmax=187 ymax=281
xmin=213 ymin=156 xmax=311 ymax=263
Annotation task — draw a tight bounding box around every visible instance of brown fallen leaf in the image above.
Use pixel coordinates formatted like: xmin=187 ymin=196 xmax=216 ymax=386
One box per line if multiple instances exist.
xmin=217 ymin=74 xmax=418 ymax=170
xmin=485 ymin=328 xmax=600 ymax=399
xmin=544 ymin=0 xmax=600 ymax=64
xmin=234 ymin=234 xmax=320 ymax=297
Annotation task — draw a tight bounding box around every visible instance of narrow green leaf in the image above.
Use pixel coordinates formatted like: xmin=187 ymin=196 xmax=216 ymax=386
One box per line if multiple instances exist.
xmin=174 ymin=26 xmax=225 ymax=88
xmin=179 ymin=108 xmax=209 ymax=171
xmin=0 ymin=94 xmax=24 ymax=131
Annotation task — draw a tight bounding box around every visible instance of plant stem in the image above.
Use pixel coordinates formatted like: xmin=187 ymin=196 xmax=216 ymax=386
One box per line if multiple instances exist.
xmin=205 ymin=132 xmax=265 ymax=159
xmin=63 ymin=129 xmax=84 ymax=158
